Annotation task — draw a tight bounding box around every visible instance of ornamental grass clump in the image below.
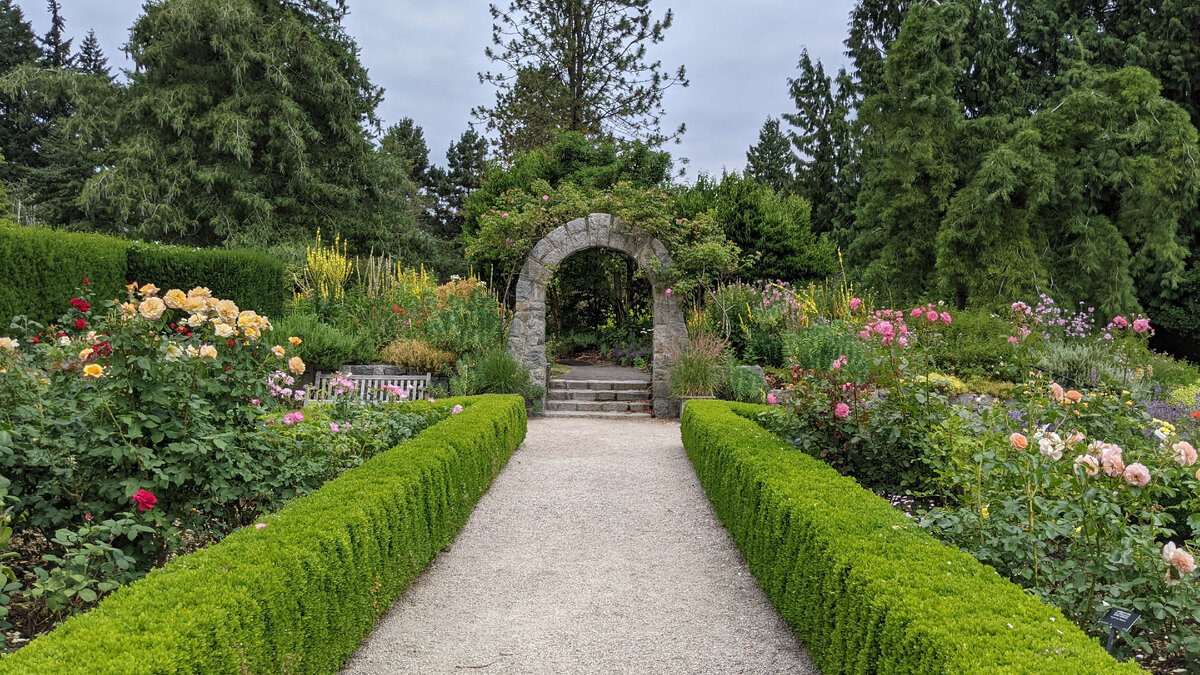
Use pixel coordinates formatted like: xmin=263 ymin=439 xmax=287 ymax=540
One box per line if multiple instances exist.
xmin=669 ymin=331 xmax=725 ymax=397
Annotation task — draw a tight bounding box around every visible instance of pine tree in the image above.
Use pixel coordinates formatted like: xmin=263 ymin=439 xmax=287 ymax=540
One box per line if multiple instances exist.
xmin=81 ymin=0 xmax=419 ymax=251
xmin=38 ymin=0 xmax=72 ymax=69
xmin=851 ymin=2 xmax=968 ymax=303
xmin=844 ymin=0 xmax=911 ymax=101
xmin=380 ymin=118 xmax=430 ymax=186
xmin=427 ymin=128 xmax=489 ymax=240
xmin=744 ymin=117 xmax=794 ymax=194
xmin=474 ymin=0 xmax=688 ymax=158
xmin=75 ymin=29 xmax=109 ymax=79
xmin=0 ymin=0 xmax=41 ymax=185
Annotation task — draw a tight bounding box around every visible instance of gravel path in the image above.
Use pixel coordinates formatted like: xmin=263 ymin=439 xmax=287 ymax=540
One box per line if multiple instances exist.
xmin=342 ymin=417 xmax=817 ymax=674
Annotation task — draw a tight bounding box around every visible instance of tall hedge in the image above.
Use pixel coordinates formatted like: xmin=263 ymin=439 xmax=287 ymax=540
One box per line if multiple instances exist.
xmin=0 ymin=224 xmax=128 ymax=326
xmin=0 ymin=225 xmax=290 ymax=328
xmin=0 ymin=395 xmax=527 ymax=674
xmin=681 ymin=399 xmax=1137 ymax=674
xmin=126 ymin=243 xmax=288 ymax=318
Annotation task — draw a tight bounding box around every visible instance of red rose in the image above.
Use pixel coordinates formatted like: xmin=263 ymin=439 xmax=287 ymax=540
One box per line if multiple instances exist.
xmin=1192 ymin=411 xmax=1200 ymax=419
xmin=94 ymin=341 xmax=112 ymax=357
xmin=131 ymin=489 xmax=157 ymax=512
xmin=392 ymin=305 xmax=399 ymax=312
xmin=57 ymin=332 xmax=66 ymax=337
xmin=31 ymin=336 xmax=39 ymax=344
xmin=74 ymin=319 xmax=87 ymax=330
xmin=226 ymin=339 xmax=236 ymax=347
xmin=82 ymin=278 xmax=89 ymax=284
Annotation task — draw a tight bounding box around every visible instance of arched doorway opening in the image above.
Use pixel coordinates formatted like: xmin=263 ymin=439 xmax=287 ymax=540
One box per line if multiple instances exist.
xmin=506 ymin=213 xmax=689 ymax=417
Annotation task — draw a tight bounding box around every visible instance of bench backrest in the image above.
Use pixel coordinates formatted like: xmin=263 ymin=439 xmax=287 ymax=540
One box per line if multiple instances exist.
xmin=311 ymin=371 xmax=432 ymax=403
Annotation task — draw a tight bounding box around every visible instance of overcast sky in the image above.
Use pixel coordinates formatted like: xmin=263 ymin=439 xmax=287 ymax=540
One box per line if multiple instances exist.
xmin=17 ymin=1 xmax=855 ymax=180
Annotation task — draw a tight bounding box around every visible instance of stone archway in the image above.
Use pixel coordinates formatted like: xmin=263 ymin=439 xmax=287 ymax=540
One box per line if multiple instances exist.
xmin=507 ymin=213 xmax=690 ymax=417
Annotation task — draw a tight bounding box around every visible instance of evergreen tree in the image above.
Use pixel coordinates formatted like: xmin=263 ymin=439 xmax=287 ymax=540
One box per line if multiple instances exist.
xmin=0 ymin=0 xmax=41 ymax=185
xmin=380 ymin=117 xmax=430 ymax=185
xmin=744 ymin=117 xmax=794 ymax=194
xmin=428 ymin=128 xmax=489 ymax=240
xmin=784 ymin=49 xmax=840 ymax=233
xmin=38 ymin=0 xmax=72 ymax=69
xmin=851 ymin=3 xmax=968 ymax=303
xmin=75 ymin=29 xmax=109 ymax=79
xmin=0 ymin=151 xmax=12 ymax=217
xmin=81 ymin=0 xmax=419 ymax=251
xmin=475 ymin=0 xmax=688 ymax=158
xmin=844 ymin=0 xmax=911 ymax=100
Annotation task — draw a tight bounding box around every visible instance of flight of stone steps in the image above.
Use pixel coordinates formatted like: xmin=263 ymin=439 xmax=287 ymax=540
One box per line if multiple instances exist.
xmin=544 ymin=373 xmax=653 ymax=418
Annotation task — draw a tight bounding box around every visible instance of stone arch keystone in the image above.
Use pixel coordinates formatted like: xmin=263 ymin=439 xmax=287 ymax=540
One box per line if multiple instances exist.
xmin=506 ymin=213 xmax=690 ymax=417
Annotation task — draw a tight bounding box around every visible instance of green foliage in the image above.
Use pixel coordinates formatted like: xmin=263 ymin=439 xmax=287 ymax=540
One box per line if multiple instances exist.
xmin=0 ymin=0 xmax=42 ymax=187
xmin=475 ymin=2 xmax=688 ymax=158
xmin=723 ymin=366 xmax=768 ymax=404
xmin=675 ymin=172 xmax=835 ymax=283
xmin=27 ymin=514 xmax=153 ymax=618
xmin=422 ymin=283 xmax=505 ymax=359
xmin=426 ymin=128 xmax=489 ymax=240
xmin=668 ymin=333 xmax=725 ymax=398
xmin=744 ymin=117 xmax=794 ymax=194
xmin=0 ymin=396 xmax=527 ymax=674
xmin=79 ymin=0 xmax=422 ymax=253
xmin=126 ymin=243 xmax=288 ymax=318
xmin=781 ymin=323 xmax=866 ymax=376
xmin=928 ymin=307 xmax=1021 ymax=382
xmin=680 ymin=399 xmax=1135 ymax=674
xmin=275 ymin=313 xmax=358 ymax=373
xmin=0 ymin=224 xmax=127 ymax=326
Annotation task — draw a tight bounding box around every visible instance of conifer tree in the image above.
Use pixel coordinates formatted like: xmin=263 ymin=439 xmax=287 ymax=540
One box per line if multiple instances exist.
xmin=380 ymin=118 xmax=430 ymax=186
xmin=82 ymin=0 xmax=419 ymax=251
xmin=784 ymin=49 xmax=840 ymax=234
xmin=75 ymin=29 xmax=109 ymax=79
xmin=475 ymin=0 xmax=688 ymax=158
xmin=38 ymin=0 xmax=72 ymax=69
xmin=744 ymin=117 xmax=794 ymax=194
xmin=427 ymin=128 xmax=489 ymax=239
xmin=0 ymin=0 xmax=41 ymax=185
xmin=851 ymin=2 xmax=967 ymax=302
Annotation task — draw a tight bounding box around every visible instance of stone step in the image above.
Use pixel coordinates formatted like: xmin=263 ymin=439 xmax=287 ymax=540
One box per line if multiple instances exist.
xmin=548 ymin=379 xmax=651 ymax=391
xmin=546 ymin=388 xmax=651 ymax=402
xmin=540 ymin=410 xmax=653 ymax=420
xmin=544 ymin=400 xmax=653 ymax=414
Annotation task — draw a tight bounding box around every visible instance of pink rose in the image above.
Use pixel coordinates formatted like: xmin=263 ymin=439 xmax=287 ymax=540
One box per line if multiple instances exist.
xmin=1132 ymin=318 xmax=1150 ymax=334
xmin=849 ymin=297 xmax=862 ymax=311
xmin=909 ymin=308 xmax=923 ymax=317
xmin=1008 ymin=336 xmax=1019 ymax=344
xmin=330 ymin=422 xmax=340 ymax=433
xmin=925 ymin=310 xmax=939 ymax=322
xmin=1112 ymin=316 xmax=1128 ymax=329
xmin=1050 ymin=383 xmax=1064 ymax=402
xmin=665 ymin=288 xmax=672 ymax=297
xmin=452 ymin=404 xmax=464 ymax=415
xmin=132 ymin=489 xmax=157 ymax=512
xmin=1074 ymin=454 xmax=1100 ymax=476
xmin=897 ymin=336 xmax=908 ymax=347
xmin=940 ymin=312 xmax=952 ymax=325
xmin=834 ymin=402 xmax=850 ymax=419
xmin=1171 ymin=441 xmax=1196 ymax=467
xmin=1122 ymin=462 xmax=1151 ymax=488
xmin=1163 ymin=542 xmax=1195 ymax=585
xmin=1100 ymin=444 xmax=1125 ymax=477
xmin=255 ymin=523 xmax=267 ymax=530
xmin=766 ymin=393 xmax=777 ymax=406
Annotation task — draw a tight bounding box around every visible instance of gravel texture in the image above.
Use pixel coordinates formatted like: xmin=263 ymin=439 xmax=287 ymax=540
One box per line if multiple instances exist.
xmin=342 ymin=417 xmax=817 ymax=674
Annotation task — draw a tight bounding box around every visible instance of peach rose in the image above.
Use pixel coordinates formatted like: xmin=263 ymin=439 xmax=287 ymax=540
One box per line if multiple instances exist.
xmin=1171 ymin=441 xmax=1197 ymax=467
xmin=1050 ymin=382 xmax=1065 ymax=402
xmin=1073 ymin=454 xmax=1099 ymax=476
xmin=1122 ymin=462 xmax=1151 ymax=488
xmin=1064 ymin=389 xmax=1082 ymax=404
xmin=288 ymin=356 xmax=305 ymax=375
xmin=1010 ymin=433 xmax=1028 ymax=450
xmin=164 ymin=288 xmax=188 ymax=309
xmin=216 ymin=299 xmax=239 ymax=322
xmin=138 ymin=297 xmax=166 ymax=321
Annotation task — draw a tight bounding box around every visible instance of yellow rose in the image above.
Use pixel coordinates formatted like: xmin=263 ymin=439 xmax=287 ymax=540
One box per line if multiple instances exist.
xmin=244 ymin=326 xmax=261 ymax=340
xmin=288 ymin=356 xmax=306 ymax=375
xmin=83 ymin=363 xmax=104 ymax=378
xmin=271 ymin=345 xmax=286 ymax=359
xmin=139 ymin=283 xmax=160 ymax=297
xmin=163 ymin=289 xmax=188 ymax=309
xmin=183 ymin=296 xmax=207 ymax=313
xmin=199 ymin=344 xmax=218 ymax=359
xmin=288 ymin=336 xmax=302 ymax=346
xmin=0 ymin=337 xmax=17 ymax=351
xmin=187 ymin=313 xmax=207 ymax=328
xmin=78 ymin=347 xmax=94 ymax=360
xmin=237 ymin=310 xmax=260 ymax=327
xmin=125 ymin=282 xmax=138 ymax=291
xmin=214 ymin=323 xmax=235 ymax=338
xmin=216 ymin=299 xmax=239 ymax=322
xmin=186 ymin=345 xmax=199 ymax=358
xmin=187 ymin=286 xmax=212 ymax=300
xmin=205 ymin=297 xmax=220 ymax=311
xmin=138 ymin=297 xmax=167 ymax=321
xmin=122 ymin=302 xmax=138 ymax=315
xmin=164 ymin=344 xmax=183 ymax=361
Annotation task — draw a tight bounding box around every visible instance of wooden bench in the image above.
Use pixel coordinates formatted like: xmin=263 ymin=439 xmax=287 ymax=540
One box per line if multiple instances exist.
xmin=311 ymin=371 xmax=432 ymax=403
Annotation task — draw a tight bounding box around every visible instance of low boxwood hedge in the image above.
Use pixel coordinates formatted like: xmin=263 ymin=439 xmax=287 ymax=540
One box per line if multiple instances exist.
xmin=681 ymin=399 xmax=1138 ymax=674
xmin=0 ymin=395 xmax=527 ymax=674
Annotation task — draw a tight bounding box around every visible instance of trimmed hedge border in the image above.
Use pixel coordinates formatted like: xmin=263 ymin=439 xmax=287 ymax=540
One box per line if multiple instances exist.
xmin=681 ymin=399 xmax=1138 ymax=674
xmin=0 ymin=224 xmax=289 ymax=326
xmin=0 ymin=395 xmax=527 ymax=674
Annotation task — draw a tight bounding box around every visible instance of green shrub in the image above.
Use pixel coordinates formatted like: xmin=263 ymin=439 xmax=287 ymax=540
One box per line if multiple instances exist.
xmin=381 ymin=338 xmax=456 ymax=375
xmin=452 ymin=349 xmax=544 ymax=406
xmin=680 ymin=400 xmax=1135 ymax=674
xmin=422 ymin=283 xmax=503 ymax=358
xmin=126 ymin=243 xmax=288 ymax=318
xmin=275 ymin=313 xmax=358 ymax=372
xmin=0 ymin=396 xmax=527 ymax=674
xmin=929 ymin=308 xmax=1019 ymax=381
xmin=781 ymin=323 xmax=865 ymax=375
xmin=0 ymin=225 xmax=128 ymax=327
xmin=723 ymin=366 xmax=768 ymax=404
xmin=669 ymin=333 xmax=725 ymax=397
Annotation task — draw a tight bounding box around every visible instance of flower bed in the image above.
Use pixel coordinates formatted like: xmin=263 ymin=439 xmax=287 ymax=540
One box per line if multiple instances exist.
xmin=681 ymin=398 xmax=1135 ymax=673
xmin=0 ymin=394 xmax=526 ymax=673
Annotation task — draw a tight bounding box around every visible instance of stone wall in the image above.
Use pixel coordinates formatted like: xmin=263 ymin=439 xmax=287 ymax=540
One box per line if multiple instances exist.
xmin=506 ymin=213 xmax=690 ymax=417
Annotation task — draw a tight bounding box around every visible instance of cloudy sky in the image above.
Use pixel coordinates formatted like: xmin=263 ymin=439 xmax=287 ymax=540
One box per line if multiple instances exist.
xmin=17 ymin=1 xmax=855 ymax=180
